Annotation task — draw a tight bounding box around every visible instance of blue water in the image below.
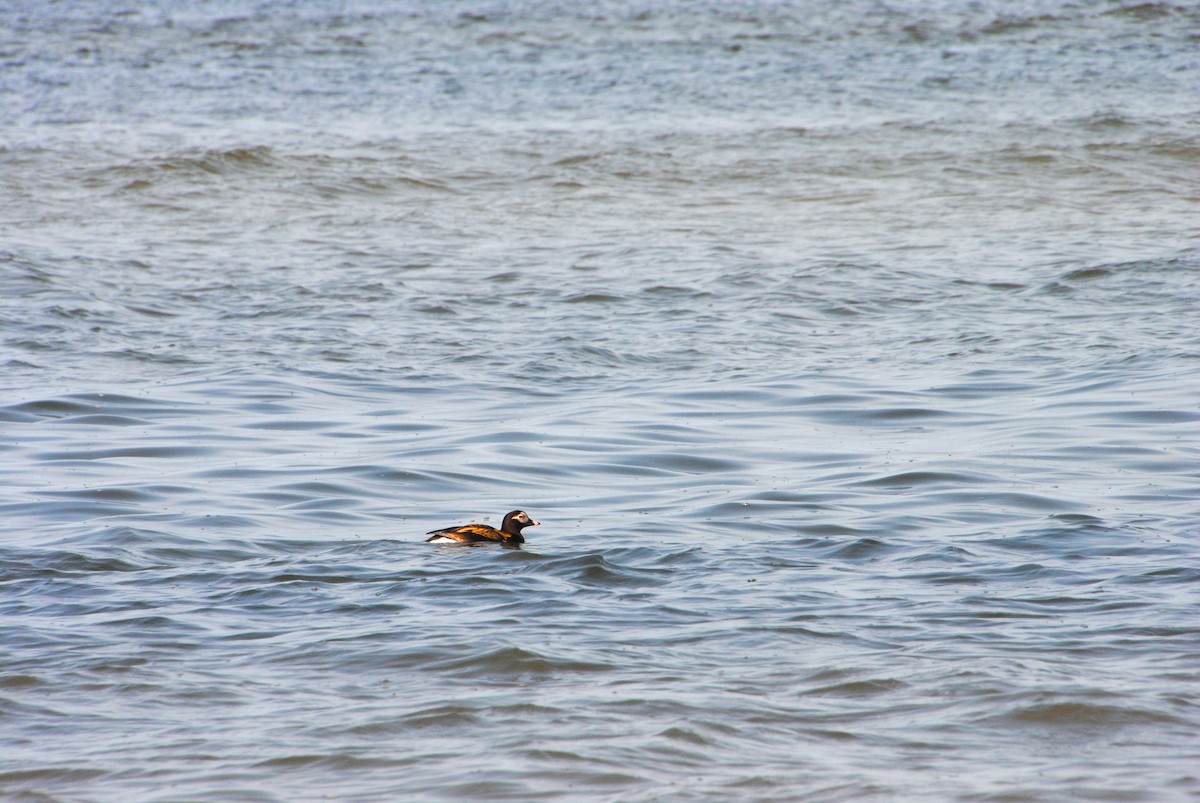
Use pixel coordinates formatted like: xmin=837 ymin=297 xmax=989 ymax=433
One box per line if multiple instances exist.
xmin=2 ymin=1 xmax=1199 ymax=800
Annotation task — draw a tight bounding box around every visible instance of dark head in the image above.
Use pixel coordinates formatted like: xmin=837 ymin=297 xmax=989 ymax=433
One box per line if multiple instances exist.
xmin=500 ymin=510 xmax=540 ymax=540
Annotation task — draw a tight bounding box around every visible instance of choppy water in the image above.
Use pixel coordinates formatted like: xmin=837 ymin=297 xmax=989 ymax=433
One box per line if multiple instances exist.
xmin=2 ymin=1 xmax=1199 ymax=800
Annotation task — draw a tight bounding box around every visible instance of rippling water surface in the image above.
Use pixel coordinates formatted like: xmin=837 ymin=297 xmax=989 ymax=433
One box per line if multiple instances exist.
xmin=2 ymin=1 xmax=1199 ymax=800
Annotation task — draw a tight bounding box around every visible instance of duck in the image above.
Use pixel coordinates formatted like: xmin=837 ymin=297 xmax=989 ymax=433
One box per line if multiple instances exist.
xmin=425 ymin=510 xmax=539 ymax=547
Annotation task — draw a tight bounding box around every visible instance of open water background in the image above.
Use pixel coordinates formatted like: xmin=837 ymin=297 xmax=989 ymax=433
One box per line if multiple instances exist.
xmin=2 ymin=1 xmax=1199 ymax=800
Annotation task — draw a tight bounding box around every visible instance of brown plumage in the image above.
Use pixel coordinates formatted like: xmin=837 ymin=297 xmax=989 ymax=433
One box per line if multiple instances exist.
xmin=425 ymin=510 xmax=540 ymax=547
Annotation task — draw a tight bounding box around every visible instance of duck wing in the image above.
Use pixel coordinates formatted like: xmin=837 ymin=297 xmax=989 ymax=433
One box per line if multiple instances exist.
xmin=425 ymin=523 xmax=504 ymax=543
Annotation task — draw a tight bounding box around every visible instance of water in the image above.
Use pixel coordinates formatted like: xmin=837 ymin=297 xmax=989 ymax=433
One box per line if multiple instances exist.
xmin=2 ymin=1 xmax=1199 ymax=799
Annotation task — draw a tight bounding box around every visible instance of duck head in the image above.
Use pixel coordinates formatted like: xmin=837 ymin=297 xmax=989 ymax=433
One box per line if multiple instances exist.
xmin=500 ymin=510 xmax=540 ymax=537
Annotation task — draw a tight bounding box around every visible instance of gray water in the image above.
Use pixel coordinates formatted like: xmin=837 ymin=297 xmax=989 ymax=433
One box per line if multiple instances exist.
xmin=2 ymin=1 xmax=1199 ymax=800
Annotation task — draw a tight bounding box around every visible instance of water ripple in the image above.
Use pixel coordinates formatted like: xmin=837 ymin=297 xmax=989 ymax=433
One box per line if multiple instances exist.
xmin=1 ymin=1 xmax=1198 ymax=798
